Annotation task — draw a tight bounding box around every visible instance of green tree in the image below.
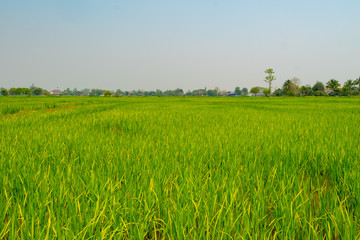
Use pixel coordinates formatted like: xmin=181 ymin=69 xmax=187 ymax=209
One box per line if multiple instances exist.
xmin=354 ymin=77 xmax=360 ymax=95
xmin=282 ymin=80 xmax=292 ymax=93
xmin=22 ymin=88 xmax=31 ymax=96
xmin=312 ymin=81 xmax=325 ymax=92
xmin=15 ymin=88 xmax=23 ymax=95
xmin=286 ymin=91 xmax=294 ymax=96
xmin=263 ymin=89 xmax=270 ymax=97
xmin=264 ymin=68 xmax=275 ymax=97
xmin=355 ymin=77 xmax=360 ymax=88
xmin=33 ymin=87 xmax=43 ymax=95
xmin=9 ymin=88 xmax=17 ymax=95
xmin=343 ymin=80 xmax=355 ymax=96
xmin=82 ymin=88 xmax=90 ymax=96
xmin=163 ymin=90 xmax=174 ymax=96
xmin=282 ymin=78 xmax=300 ymax=96
xmin=115 ymin=89 xmax=123 ymax=96
xmin=90 ymin=89 xmax=104 ymax=96
xmin=326 ymin=79 xmax=340 ymax=95
xmin=291 ymin=77 xmax=301 ymax=95
xmin=326 ymin=79 xmax=340 ymax=90
xmin=235 ymin=87 xmax=241 ymax=95
xmin=1 ymin=88 xmax=8 ymax=96
xmin=273 ymin=88 xmax=283 ymax=96
xmin=241 ymin=88 xmax=248 ymax=96
xmin=104 ymin=90 xmax=112 ymax=97
xmin=174 ymin=88 xmax=184 ymax=96
xmin=72 ymin=88 xmax=81 ymax=96
xmin=353 ymin=78 xmax=360 ymax=96
xmin=207 ymin=89 xmax=217 ymax=96
xmin=156 ymin=89 xmax=162 ymax=96
xmin=250 ymin=87 xmax=260 ymax=96
xmin=299 ymin=86 xmax=312 ymax=96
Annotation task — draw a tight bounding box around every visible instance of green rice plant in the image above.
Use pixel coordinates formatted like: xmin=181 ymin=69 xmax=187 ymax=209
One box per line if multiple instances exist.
xmin=1 ymin=105 xmax=21 ymax=114
xmin=0 ymin=96 xmax=359 ymax=239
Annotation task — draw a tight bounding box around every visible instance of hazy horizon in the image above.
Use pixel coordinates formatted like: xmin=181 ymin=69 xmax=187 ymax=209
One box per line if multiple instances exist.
xmin=1 ymin=0 xmax=360 ymax=91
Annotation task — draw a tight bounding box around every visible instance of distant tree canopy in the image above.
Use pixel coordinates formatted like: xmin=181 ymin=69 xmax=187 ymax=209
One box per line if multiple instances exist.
xmin=273 ymin=88 xmax=283 ymax=96
xmin=299 ymin=85 xmax=312 ymax=96
xmin=312 ymin=81 xmax=325 ymax=92
xmin=163 ymin=88 xmax=184 ymax=96
xmin=32 ymin=88 xmax=43 ymax=96
xmin=250 ymin=87 xmax=260 ymax=96
xmin=342 ymin=80 xmax=356 ymax=96
xmin=356 ymin=77 xmax=360 ymax=88
xmin=207 ymin=89 xmax=217 ymax=96
xmin=115 ymin=89 xmax=123 ymax=96
xmin=9 ymin=88 xmax=30 ymax=95
xmin=326 ymin=79 xmax=340 ymax=91
xmin=104 ymin=90 xmax=112 ymax=97
xmin=241 ymin=88 xmax=249 ymax=96
xmin=263 ymin=89 xmax=270 ymax=97
xmin=233 ymin=87 xmax=248 ymax=96
xmin=282 ymin=78 xmax=300 ymax=96
xmin=2 ymin=73 xmax=360 ymax=97
xmin=90 ymin=89 xmax=104 ymax=96
xmin=1 ymin=88 xmax=9 ymax=96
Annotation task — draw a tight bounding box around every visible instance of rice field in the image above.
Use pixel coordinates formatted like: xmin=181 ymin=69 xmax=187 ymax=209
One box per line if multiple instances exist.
xmin=1 ymin=96 xmax=359 ymax=239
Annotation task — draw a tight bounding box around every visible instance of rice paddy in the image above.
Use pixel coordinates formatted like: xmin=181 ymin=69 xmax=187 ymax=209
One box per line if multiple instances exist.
xmin=1 ymin=96 xmax=359 ymax=239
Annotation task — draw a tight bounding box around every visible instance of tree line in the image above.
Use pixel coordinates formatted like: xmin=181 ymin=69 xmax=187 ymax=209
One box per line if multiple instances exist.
xmin=258 ymin=69 xmax=360 ymax=97
xmin=0 ymin=86 xmax=247 ymax=97
xmin=1 ymin=73 xmax=360 ymax=97
xmin=0 ymin=85 xmax=45 ymax=96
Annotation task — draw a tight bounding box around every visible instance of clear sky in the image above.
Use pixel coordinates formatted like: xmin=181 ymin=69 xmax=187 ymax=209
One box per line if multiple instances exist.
xmin=1 ymin=0 xmax=360 ymax=91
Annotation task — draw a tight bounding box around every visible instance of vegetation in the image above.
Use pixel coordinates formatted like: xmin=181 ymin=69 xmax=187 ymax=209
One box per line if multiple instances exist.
xmin=262 ymin=89 xmax=270 ymax=97
xmin=1 ymin=88 xmax=8 ymax=96
xmin=104 ymin=90 xmax=112 ymax=97
xmin=282 ymin=78 xmax=300 ymax=96
xmin=0 ymin=0 xmax=359 ymax=235
xmin=264 ymin=68 xmax=276 ymax=97
xmin=9 ymin=88 xmax=31 ymax=95
xmin=250 ymin=87 xmax=260 ymax=96
xmin=2 ymin=74 xmax=360 ymax=97
xmin=312 ymin=81 xmax=325 ymax=92
xmin=326 ymin=79 xmax=341 ymax=95
xmin=1 ymin=96 xmax=359 ymax=239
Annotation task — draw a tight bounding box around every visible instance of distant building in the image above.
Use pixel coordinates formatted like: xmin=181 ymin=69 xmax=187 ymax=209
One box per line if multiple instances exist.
xmin=324 ymin=89 xmax=333 ymax=95
xmin=193 ymin=90 xmax=205 ymax=96
xmin=50 ymin=89 xmax=62 ymax=95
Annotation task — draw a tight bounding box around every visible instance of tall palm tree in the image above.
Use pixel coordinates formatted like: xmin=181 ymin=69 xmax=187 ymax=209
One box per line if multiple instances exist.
xmin=344 ymin=79 xmax=354 ymax=88
xmin=344 ymin=79 xmax=355 ymax=96
xmin=354 ymin=78 xmax=360 ymax=96
xmin=283 ymin=80 xmax=292 ymax=92
xmin=355 ymin=77 xmax=360 ymax=88
xmin=326 ymin=79 xmax=340 ymax=91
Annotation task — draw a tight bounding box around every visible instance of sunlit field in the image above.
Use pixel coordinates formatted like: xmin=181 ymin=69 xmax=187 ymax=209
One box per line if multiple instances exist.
xmin=1 ymin=96 xmax=359 ymax=239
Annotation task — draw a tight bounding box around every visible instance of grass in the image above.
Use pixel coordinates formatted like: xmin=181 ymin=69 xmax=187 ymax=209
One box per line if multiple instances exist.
xmin=0 ymin=96 xmax=359 ymax=239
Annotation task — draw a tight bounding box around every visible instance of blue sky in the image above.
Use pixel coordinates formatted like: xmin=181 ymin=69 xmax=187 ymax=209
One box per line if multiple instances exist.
xmin=1 ymin=0 xmax=360 ymax=91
